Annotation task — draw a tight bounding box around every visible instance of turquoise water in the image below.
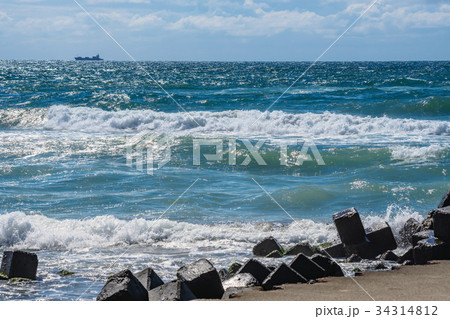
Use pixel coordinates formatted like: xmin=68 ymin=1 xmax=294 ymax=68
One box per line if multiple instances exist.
xmin=0 ymin=61 xmax=449 ymax=300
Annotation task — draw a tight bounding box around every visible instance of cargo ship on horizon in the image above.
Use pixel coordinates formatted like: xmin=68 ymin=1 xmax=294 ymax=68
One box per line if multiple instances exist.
xmin=74 ymin=54 xmax=103 ymax=61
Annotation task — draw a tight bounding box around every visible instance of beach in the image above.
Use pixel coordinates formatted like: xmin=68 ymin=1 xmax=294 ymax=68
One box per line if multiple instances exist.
xmin=230 ymin=261 xmax=450 ymax=301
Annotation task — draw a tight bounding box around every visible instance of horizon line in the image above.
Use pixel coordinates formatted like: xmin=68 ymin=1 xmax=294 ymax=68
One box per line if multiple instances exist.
xmin=1 ymin=59 xmax=450 ymax=63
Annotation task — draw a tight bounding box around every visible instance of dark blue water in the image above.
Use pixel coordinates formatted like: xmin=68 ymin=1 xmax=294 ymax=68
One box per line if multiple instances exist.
xmin=0 ymin=61 xmax=449 ymax=300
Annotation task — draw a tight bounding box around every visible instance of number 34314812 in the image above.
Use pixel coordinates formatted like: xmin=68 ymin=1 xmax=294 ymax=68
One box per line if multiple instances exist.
xmin=375 ymin=306 xmax=438 ymax=316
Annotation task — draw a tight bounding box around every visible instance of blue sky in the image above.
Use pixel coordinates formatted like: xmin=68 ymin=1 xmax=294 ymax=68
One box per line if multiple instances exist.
xmin=0 ymin=0 xmax=449 ymax=61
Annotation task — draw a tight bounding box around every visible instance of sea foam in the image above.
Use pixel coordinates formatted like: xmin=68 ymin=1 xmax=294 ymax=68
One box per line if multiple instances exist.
xmin=0 ymin=207 xmax=424 ymax=251
xmin=44 ymin=105 xmax=450 ymax=138
xmin=1 ymin=106 xmax=449 ymax=141
xmin=389 ymin=144 xmax=448 ymax=162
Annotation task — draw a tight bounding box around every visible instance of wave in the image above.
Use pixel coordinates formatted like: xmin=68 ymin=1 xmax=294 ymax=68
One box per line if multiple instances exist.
xmin=403 ymin=96 xmax=450 ymax=116
xmin=0 ymin=105 xmax=449 ymax=141
xmin=0 ymin=108 xmax=47 ymax=128
xmin=0 ymin=207 xmax=423 ymax=251
xmin=389 ymin=144 xmax=448 ymax=162
xmin=361 ymin=96 xmax=450 ymax=117
xmin=382 ymin=77 xmax=430 ymax=86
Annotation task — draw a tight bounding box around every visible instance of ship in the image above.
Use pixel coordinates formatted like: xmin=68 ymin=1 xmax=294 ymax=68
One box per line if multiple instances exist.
xmin=74 ymin=54 xmax=103 ymax=61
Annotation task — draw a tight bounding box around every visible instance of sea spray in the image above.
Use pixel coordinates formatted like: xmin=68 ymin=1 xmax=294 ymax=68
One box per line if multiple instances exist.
xmin=0 ymin=106 xmax=449 ymax=140
xmin=0 ymin=207 xmax=425 ymax=251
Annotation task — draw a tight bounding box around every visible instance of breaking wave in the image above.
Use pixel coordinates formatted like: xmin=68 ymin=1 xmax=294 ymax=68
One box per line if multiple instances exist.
xmin=389 ymin=144 xmax=448 ymax=162
xmin=0 ymin=207 xmax=424 ymax=251
xmin=0 ymin=105 xmax=449 ymax=141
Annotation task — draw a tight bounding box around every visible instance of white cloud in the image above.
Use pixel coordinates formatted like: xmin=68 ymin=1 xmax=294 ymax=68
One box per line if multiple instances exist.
xmin=154 ymin=1 xmax=450 ymax=37
xmin=243 ymin=0 xmax=270 ymax=12
xmin=384 ymin=4 xmax=450 ymax=29
xmin=349 ymin=2 xmax=450 ymax=33
xmin=86 ymin=0 xmax=151 ymax=4
xmin=92 ymin=11 xmax=165 ymax=29
xmin=0 ymin=11 xmax=13 ymax=22
xmin=168 ymin=9 xmax=326 ymax=36
xmin=2 ymin=0 xmax=450 ymax=39
xmin=15 ymin=16 xmax=77 ymax=33
xmin=343 ymin=2 xmax=377 ymax=15
xmin=128 ymin=14 xmax=164 ymax=28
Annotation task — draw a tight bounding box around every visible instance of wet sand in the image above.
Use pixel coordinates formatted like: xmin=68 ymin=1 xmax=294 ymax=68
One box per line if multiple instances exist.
xmin=230 ymin=260 xmax=450 ymax=301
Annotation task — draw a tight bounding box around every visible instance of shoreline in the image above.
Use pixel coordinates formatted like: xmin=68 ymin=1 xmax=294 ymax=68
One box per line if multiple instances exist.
xmin=2 ymin=194 xmax=449 ymax=301
xmin=229 ymin=260 xmax=450 ymax=301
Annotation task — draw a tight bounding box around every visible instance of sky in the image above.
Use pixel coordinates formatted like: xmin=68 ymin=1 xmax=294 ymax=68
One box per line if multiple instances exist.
xmin=0 ymin=0 xmax=449 ymax=61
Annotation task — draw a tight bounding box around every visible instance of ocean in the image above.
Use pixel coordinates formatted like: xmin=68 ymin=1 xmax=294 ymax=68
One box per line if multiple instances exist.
xmin=0 ymin=60 xmax=449 ymax=300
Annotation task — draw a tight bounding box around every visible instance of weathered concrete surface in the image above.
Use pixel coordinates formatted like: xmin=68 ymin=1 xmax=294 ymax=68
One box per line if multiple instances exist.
xmin=438 ymin=189 xmax=450 ymax=208
xmin=285 ymin=242 xmax=314 ymax=256
xmin=322 ymin=242 xmax=346 ymax=258
xmin=148 ymin=280 xmax=196 ymax=301
xmin=252 ymin=237 xmax=283 ymax=257
xmin=97 ymin=269 xmax=148 ymax=301
xmin=311 ymin=254 xmax=344 ymax=277
xmin=262 ymin=263 xmax=306 ymax=290
xmin=236 ymin=259 xmax=271 ymax=284
xmin=222 ymin=273 xmax=258 ymax=290
xmin=0 ymin=250 xmax=38 ymax=280
xmin=289 ymin=253 xmax=326 ymax=280
xmin=433 ymin=206 xmax=450 ymax=242
xmin=333 ymin=208 xmax=367 ymax=245
xmin=365 ymin=222 xmax=397 ymax=256
xmin=177 ymin=258 xmax=224 ymax=299
xmin=135 ymin=268 xmax=164 ymax=291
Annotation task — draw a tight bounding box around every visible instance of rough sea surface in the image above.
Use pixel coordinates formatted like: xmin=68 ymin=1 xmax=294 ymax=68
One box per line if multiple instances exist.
xmin=0 ymin=61 xmax=449 ymax=300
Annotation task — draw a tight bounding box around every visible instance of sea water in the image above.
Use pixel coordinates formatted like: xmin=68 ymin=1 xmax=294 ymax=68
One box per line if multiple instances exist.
xmin=0 ymin=61 xmax=449 ymax=300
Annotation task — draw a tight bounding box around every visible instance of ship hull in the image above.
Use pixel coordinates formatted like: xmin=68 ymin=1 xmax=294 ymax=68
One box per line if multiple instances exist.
xmin=75 ymin=57 xmax=103 ymax=61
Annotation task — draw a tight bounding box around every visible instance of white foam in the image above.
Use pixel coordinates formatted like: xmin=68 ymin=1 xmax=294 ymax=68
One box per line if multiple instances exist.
xmin=0 ymin=108 xmax=47 ymax=128
xmin=2 ymin=106 xmax=449 ymax=143
xmin=362 ymin=204 xmax=424 ymax=239
xmin=0 ymin=207 xmax=424 ymax=251
xmin=45 ymin=105 xmax=450 ymax=138
xmin=389 ymin=144 xmax=448 ymax=162
xmin=0 ymin=211 xmax=335 ymax=251
xmin=0 ymin=130 xmax=126 ymax=163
